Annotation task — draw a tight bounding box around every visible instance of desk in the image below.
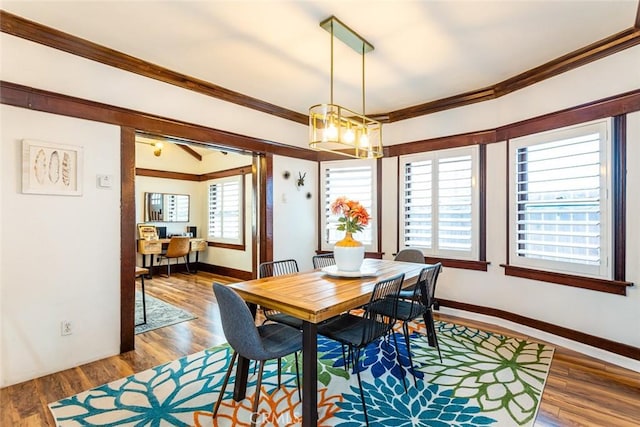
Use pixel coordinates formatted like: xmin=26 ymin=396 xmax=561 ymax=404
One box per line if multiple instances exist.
xmin=137 ymin=238 xmax=206 ymax=276
xmin=228 ymin=258 xmax=425 ymax=427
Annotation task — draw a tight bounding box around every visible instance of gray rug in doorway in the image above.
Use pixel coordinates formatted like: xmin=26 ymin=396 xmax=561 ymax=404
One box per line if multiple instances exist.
xmin=135 ymin=291 xmax=197 ymax=334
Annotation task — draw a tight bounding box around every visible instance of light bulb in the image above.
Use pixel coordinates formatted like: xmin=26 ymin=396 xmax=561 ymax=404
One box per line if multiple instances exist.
xmin=344 ymin=129 xmax=355 ymax=143
xmin=360 ymin=133 xmax=369 ymax=147
xmin=326 ymin=123 xmax=338 ymax=139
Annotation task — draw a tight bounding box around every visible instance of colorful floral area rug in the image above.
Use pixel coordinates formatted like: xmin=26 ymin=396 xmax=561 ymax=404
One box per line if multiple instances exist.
xmin=49 ymin=320 xmax=554 ymax=426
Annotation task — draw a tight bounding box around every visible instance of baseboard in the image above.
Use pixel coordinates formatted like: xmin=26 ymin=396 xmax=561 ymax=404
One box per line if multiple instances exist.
xmin=196 ymin=263 xmax=253 ymax=281
xmin=438 ymin=299 xmax=640 ymax=372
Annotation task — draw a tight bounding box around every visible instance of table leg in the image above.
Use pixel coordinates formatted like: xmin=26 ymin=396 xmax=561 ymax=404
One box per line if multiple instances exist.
xmin=302 ymin=321 xmax=318 ymax=427
xmin=193 ymin=251 xmax=199 ymax=274
xmin=233 ymin=303 xmax=257 ymax=401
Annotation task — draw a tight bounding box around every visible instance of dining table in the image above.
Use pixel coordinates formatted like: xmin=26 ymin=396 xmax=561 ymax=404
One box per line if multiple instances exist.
xmin=227 ymin=258 xmax=426 ymax=427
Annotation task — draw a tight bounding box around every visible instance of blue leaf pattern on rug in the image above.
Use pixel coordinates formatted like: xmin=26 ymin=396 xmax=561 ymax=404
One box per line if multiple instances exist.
xmin=49 ymin=321 xmax=553 ymax=426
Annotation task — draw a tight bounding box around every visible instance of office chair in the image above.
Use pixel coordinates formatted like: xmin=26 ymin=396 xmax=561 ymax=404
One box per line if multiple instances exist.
xmin=157 ymin=236 xmax=190 ymax=277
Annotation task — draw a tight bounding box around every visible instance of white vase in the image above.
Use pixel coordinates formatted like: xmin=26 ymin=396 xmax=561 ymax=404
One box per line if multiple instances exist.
xmin=334 ymin=232 xmax=365 ymax=271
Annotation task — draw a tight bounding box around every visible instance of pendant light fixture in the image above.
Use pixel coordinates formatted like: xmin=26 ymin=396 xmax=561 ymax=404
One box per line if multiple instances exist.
xmin=309 ymin=16 xmax=383 ymax=159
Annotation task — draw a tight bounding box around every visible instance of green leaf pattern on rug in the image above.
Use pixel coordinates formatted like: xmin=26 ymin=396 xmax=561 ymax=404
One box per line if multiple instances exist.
xmin=317 ymin=353 xmax=350 ymax=386
xmin=413 ymin=322 xmax=554 ymax=425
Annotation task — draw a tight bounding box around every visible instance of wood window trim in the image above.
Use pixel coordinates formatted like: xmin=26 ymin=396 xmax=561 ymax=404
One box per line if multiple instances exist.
xmin=426 ymin=258 xmax=490 ymax=272
xmin=504 ymin=115 xmax=631 ymax=295
xmin=395 ymin=145 xmax=488 ymax=271
xmin=500 ymin=264 xmax=632 ymax=296
xmin=207 ymin=174 xmax=246 ymax=248
xmin=207 ymin=241 xmax=246 ymax=251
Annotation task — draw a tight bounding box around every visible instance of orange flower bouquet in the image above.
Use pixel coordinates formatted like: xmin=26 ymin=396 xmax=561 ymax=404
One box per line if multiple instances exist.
xmin=330 ymin=197 xmax=371 ymax=233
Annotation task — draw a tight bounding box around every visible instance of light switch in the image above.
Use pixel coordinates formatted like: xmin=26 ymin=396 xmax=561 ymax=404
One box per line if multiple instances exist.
xmin=97 ymin=174 xmax=113 ymax=188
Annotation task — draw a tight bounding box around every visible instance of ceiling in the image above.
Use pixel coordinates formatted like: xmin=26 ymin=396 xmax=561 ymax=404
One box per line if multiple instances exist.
xmin=2 ymin=1 xmax=638 ymax=119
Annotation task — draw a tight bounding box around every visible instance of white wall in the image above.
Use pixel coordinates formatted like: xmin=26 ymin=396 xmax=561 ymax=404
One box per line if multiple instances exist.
xmin=0 ymin=33 xmax=308 ymax=150
xmin=0 ymin=106 xmax=121 ymax=386
xmin=379 ymin=47 xmax=640 ymax=371
xmin=1 ymin=24 xmax=638 ymax=387
xmin=272 ymin=156 xmax=318 ymax=272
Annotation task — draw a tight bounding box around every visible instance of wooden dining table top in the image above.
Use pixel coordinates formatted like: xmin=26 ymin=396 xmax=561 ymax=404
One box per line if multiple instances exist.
xmin=228 ymin=258 xmax=426 ymax=324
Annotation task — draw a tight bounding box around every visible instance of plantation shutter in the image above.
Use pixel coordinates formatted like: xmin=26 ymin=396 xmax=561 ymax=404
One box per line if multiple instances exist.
xmin=401 ymin=148 xmax=475 ymax=257
xmin=324 ymin=163 xmax=374 ymax=245
xmin=515 ymin=133 xmax=602 ymax=266
xmin=438 ymin=155 xmax=473 ymax=251
xmin=402 ymin=159 xmax=433 ymax=248
xmin=208 ymin=177 xmax=242 ymax=242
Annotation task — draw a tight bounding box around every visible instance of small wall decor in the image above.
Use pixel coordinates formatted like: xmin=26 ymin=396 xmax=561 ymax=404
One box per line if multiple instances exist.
xmin=22 ymin=139 xmax=83 ymax=196
xmin=297 ymin=172 xmax=306 ymax=188
xmin=283 ymin=171 xmax=291 ymax=180
xmin=306 ymin=192 xmax=312 ymax=199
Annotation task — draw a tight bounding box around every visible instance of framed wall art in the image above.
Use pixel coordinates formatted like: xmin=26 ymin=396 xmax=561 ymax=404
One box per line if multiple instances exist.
xmin=22 ymin=139 xmax=83 ymax=196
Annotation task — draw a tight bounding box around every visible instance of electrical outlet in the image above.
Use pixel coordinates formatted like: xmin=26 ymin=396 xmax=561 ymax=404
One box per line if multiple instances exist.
xmin=61 ymin=320 xmax=73 ymax=336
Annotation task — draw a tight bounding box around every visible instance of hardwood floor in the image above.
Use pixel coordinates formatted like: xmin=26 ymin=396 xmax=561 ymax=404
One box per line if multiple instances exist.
xmin=1 ymin=271 xmax=639 ymax=426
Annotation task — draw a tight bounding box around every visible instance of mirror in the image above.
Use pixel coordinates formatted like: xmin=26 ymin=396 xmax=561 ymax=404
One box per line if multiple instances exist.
xmin=145 ymin=192 xmax=190 ymax=222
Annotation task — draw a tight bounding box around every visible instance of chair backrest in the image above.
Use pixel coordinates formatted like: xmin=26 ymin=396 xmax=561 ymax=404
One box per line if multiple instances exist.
xmin=362 ymin=273 xmax=404 ymax=345
xmin=212 ymin=282 xmax=270 ymax=361
xmin=166 ymin=236 xmax=191 ymax=258
xmin=312 ymin=253 xmax=336 ymax=269
xmin=258 ymin=259 xmax=299 ymax=278
xmin=394 ymin=248 xmax=425 ymax=264
xmin=417 ymin=263 xmax=442 ymax=308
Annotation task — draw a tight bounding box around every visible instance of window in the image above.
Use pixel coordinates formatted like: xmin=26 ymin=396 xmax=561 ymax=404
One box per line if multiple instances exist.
xmin=508 ymin=119 xmax=611 ymax=279
xmin=321 ymin=159 xmax=377 ymax=251
xmin=400 ymin=146 xmax=479 ymax=260
xmin=208 ymin=175 xmax=243 ymax=245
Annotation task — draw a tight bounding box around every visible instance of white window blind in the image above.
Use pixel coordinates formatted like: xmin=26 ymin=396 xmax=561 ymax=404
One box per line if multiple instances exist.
xmin=208 ymin=175 xmax=243 ymax=244
xmin=402 ymin=159 xmax=432 ymax=248
xmin=509 ymin=119 xmax=611 ymax=278
xmin=438 ymin=155 xmax=473 ymax=251
xmin=321 ymin=159 xmax=376 ymax=250
xmin=400 ymin=146 xmax=478 ymax=259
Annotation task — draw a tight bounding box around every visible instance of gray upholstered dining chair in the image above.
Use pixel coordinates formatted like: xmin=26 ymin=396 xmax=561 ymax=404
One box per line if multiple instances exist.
xmin=317 ymin=273 xmax=406 ymax=426
xmin=312 ymin=253 xmax=336 ymax=269
xmin=258 ymin=259 xmax=303 ymax=329
xmin=394 ymin=248 xmax=425 ymax=299
xmin=157 ymin=236 xmax=191 ymax=277
xmin=394 ymin=248 xmax=425 ymax=263
xmin=212 ymin=283 xmax=301 ymax=427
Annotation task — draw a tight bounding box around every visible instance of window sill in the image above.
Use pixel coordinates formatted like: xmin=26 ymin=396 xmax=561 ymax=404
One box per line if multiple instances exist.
xmin=425 ymin=257 xmax=490 ymax=271
xmin=207 ymin=241 xmax=246 ymax=251
xmin=500 ymin=264 xmax=633 ymax=295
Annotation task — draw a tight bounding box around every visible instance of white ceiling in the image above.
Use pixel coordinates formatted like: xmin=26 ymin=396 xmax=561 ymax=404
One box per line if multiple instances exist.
xmin=2 ymin=0 xmax=637 ymax=117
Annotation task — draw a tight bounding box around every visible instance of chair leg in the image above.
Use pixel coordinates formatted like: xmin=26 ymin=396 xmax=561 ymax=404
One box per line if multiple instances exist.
xmin=213 ymin=351 xmax=238 ymax=418
xmin=433 ymin=326 xmax=443 ymax=363
xmin=251 ymin=360 xmax=265 ymax=427
xmin=277 ymin=357 xmax=282 ymax=388
xmin=353 ymin=348 xmax=369 ymax=426
xmin=391 ymin=331 xmax=408 ymax=392
xmin=340 ymin=344 xmax=349 ymax=372
xmin=294 ymin=352 xmax=301 ymax=402
xmin=425 ymin=309 xmax=443 ymax=362
xmin=402 ymin=322 xmax=417 ymax=386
